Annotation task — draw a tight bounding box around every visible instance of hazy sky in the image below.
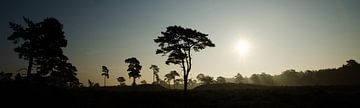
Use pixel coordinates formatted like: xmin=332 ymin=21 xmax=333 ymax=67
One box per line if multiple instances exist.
xmin=1 ymin=0 xmax=360 ymax=85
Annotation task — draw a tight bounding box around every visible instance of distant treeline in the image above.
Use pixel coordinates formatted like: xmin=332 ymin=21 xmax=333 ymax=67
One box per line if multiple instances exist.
xmin=209 ymin=59 xmax=360 ymax=86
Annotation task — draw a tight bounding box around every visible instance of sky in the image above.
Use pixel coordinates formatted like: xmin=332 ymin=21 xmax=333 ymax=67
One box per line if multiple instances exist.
xmin=1 ymin=0 xmax=360 ymax=86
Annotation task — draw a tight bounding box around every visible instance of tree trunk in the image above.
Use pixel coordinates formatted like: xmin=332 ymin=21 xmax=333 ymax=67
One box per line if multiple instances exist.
xmin=27 ymin=56 xmax=33 ymax=79
xmin=132 ymin=77 xmax=136 ymax=86
xmin=181 ymin=60 xmax=188 ymax=93
xmin=174 ymin=80 xmax=176 ymax=89
xmin=104 ymin=76 xmax=106 ymax=87
xmin=168 ymin=81 xmax=171 ymax=89
xmin=184 ymin=74 xmax=188 ymax=93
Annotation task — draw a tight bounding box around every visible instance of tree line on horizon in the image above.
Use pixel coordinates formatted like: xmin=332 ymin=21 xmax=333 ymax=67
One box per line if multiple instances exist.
xmin=4 ymin=58 xmax=358 ymax=89
xmin=195 ymin=59 xmax=360 ymax=86
xmin=3 ymin=58 xmax=360 ymax=88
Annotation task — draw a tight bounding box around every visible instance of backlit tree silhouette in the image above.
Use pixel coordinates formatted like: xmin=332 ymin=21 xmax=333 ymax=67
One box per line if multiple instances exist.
xmin=154 ymin=25 xmax=215 ymax=92
xmin=125 ymin=57 xmax=142 ymax=86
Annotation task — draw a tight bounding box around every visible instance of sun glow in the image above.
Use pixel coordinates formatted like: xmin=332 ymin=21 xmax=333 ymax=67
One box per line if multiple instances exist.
xmin=236 ymin=40 xmax=250 ymax=54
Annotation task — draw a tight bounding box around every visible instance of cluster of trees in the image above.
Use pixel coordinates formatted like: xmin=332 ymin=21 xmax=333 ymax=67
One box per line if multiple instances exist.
xmin=4 ymin=17 xmax=79 ymax=87
xmin=94 ymin=57 xmax=143 ymax=87
xmin=82 ymin=58 xmax=360 ymax=88
xmin=95 ymin=63 xmax=196 ymax=89
xmin=196 ymin=73 xmax=214 ymax=84
xmin=5 ymin=17 xmax=215 ymax=93
xmin=195 ymin=74 xmax=232 ymax=85
xmin=272 ymin=59 xmax=360 ymax=86
xmin=85 ymin=25 xmax=215 ymax=92
xmin=194 ymin=59 xmax=360 ymax=86
xmin=164 ymin=70 xmax=179 ymax=88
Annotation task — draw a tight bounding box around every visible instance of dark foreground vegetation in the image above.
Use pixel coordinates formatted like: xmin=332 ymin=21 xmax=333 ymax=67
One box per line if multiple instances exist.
xmin=1 ymin=83 xmax=360 ymax=108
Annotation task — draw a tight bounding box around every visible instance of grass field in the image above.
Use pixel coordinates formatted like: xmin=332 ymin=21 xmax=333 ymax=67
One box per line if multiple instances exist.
xmin=1 ymin=83 xmax=360 ymax=108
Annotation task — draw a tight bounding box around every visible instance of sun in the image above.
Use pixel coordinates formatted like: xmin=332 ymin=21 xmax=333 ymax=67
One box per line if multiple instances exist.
xmin=236 ymin=40 xmax=250 ymax=54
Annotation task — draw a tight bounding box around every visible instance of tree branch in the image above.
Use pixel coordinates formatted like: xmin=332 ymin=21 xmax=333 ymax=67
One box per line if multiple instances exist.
xmin=186 ymin=49 xmax=192 ymax=75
